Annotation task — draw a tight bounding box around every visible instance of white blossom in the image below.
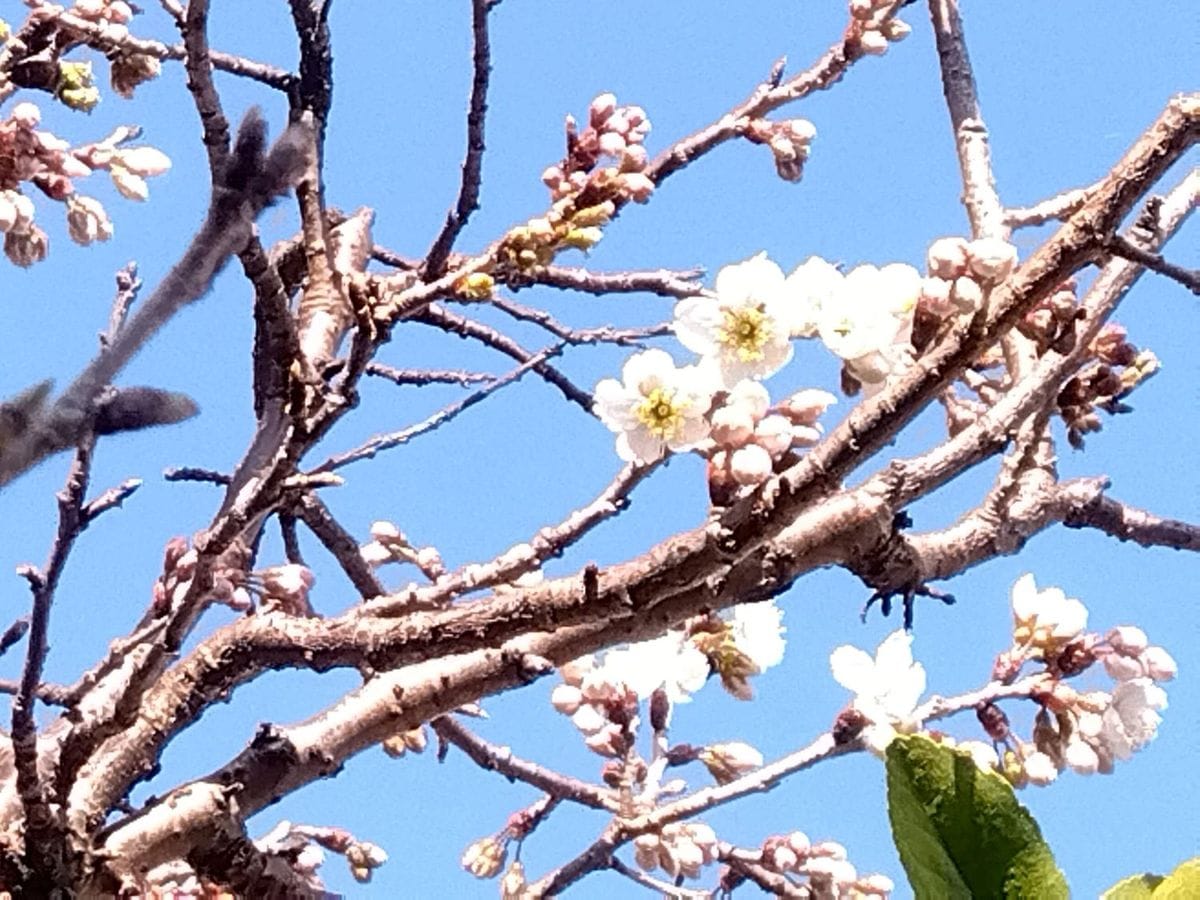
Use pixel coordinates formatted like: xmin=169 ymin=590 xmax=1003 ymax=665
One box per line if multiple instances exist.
xmin=817 ymin=264 xmax=920 ymax=391
xmin=1100 ymin=678 xmax=1167 ymax=759
xmin=783 ymin=255 xmax=844 ymax=337
xmin=674 ymin=253 xmax=798 ymax=386
xmin=592 ymin=631 xmax=710 ymax=704
xmin=729 ymin=599 xmax=786 ymax=671
xmin=1010 ymin=573 xmax=1088 ymax=650
xmin=594 ymin=349 xmax=714 ymax=463
xmin=1022 ymin=750 xmax=1059 ymax=786
xmin=830 ymin=629 xmax=925 ymax=752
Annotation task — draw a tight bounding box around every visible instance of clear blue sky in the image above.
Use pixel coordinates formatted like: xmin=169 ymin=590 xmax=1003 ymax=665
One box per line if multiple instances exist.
xmin=0 ymin=1 xmax=1195 ymax=896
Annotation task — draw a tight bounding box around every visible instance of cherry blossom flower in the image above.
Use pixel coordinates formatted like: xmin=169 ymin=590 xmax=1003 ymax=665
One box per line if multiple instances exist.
xmin=674 ymin=253 xmax=797 ymax=386
xmin=783 ymin=255 xmax=844 ymax=338
xmin=830 ymin=629 xmax=925 ymax=753
xmin=594 ymin=349 xmax=714 ymax=463
xmin=1010 ymin=573 xmax=1087 ymax=651
xmin=1100 ymin=678 xmax=1167 ymax=759
xmin=729 ymin=600 xmax=787 ymax=671
xmin=699 ymin=741 xmax=764 ymax=784
xmin=816 ymin=263 xmax=921 ymax=392
xmin=592 ymin=630 xmax=710 ymax=704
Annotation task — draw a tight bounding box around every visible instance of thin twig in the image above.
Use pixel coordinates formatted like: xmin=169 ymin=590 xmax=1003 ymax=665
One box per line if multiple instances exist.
xmin=0 ymin=618 xmax=30 ymax=658
xmin=522 ymin=264 xmax=707 ymax=299
xmin=292 ymin=493 xmax=385 ymax=600
xmin=81 ymin=478 xmax=142 ymax=523
xmin=417 ymin=304 xmax=593 ymax=411
xmin=609 ymin=856 xmax=711 ymax=898
xmin=12 ymin=435 xmax=97 ymax=881
xmin=1105 ymin=234 xmax=1200 ymax=294
xmin=1004 ymin=186 xmax=1091 ymax=228
xmin=364 ymin=362 xmax=495 ymax=388
xmin=312 ymin=346 xmax=565 ymax=473
xmin=422 ymin=0 xmax=498 ymax=278
xmin=488 ymin=296 xmax=671 ymax=346
xmin=1063 ymin=493 xmax=1200 ymax=551
xmin=432 ymin=716 xmax=617 ymax=811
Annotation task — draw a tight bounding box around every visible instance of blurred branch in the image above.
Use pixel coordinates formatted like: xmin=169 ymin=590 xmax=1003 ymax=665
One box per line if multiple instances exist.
xmin=1105 ymin=234 xmax=1200 ymax=295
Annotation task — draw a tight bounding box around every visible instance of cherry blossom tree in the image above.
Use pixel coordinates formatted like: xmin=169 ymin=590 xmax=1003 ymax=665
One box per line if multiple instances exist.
xmin=0 ymin=0 xmax=1196 ymax=896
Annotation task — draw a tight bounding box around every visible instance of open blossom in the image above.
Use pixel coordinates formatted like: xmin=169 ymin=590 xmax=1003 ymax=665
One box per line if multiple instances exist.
xmin=730 ymin=600 xmax=786 ymax=671
xmin=783 ymin=255 xmax=844 ymax=337
xmin=674 ymin=253 xmax=798 ymax=386
xmin=594 ymin=349 xmax=714 ymax=463
xmin=816 ymin=263 xmax=920 ymax=390
xmin=592 ymin=630 xmax=710 ymax=704
xmin=830 ymin=630 xmax=925 ymax=753
xmin=1100 ymin=678 xmax=1167 ymax=759
xmin=1010 ymin=573 xmax=1087 ymax=651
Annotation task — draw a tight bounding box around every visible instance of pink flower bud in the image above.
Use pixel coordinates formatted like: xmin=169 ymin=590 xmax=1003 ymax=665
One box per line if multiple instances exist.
xmin=1064 ymin=739 xmax=1099 ymax=775
xmin=550 ymin=684 xmax=583 ymax=715
xmin=786 ymin=831 xmax=810 ymax=855
xmin=951 ymin=275 xmax=984 ymax=312
xmin=778 ymin=388 xmax=836 ymax=425
xmin=605 ymin=112 xmax=630 ymax=136
xmin=11 ymin=102 xmax=40 ymax=129
xmin=927 ymin=236 xmax=969 ymax=279
xmin=461 ymin=836 xmax=507 ymax=879
xmin=728 ymin=380 xmax=771 ymax=420
xmin=0 ymin=195 xmax=17 ymax=233
xmin=118 ymin=146 xmax=172 ymax=177
xmin=920 ymin=276 xmax=953 ymax=313
xmin=858 ymin=29 xmax=890 ymax=55
xmin=1022 ymin=750 xmax=1059 ymax=785
xmin=621 ymin=143 xmax=649 ymax=171
xmin=730 ymin=444 xmax=773 ymax=485
xmin=570 ymin=704 xmax=606 ymax=735
xmin=710 ymin=405 xmax=755 ymax=448
xmin=754 ymin=415 xmax=793 ymax=458
xmin=1107 ymin=626 xmax=1148 ymax=655
xmin=1142 ymin=646 xmax=1177 ymax=681
xmin=882 ymin=18 xmax=911 ymax=41
xmin=540 ymin=165 xmax=564 ymax=188
xmin=767 ymin=844 xmax=798 ymax=872
xmin=598 ymin=131 xmax=626 ymax=157
xmin=966 ymin=237 xmax=1018 ymax=282
xmin=619 ymin=172 xmax=655 ymax=203
xmin=589 ymin=93 xmax=617 ymax=126
xmin=857 ymin=874 xmax=896 ymax=895
xmin=110 ymin=166 xmax=149 ymax=202
xmin=5 ymin=226 xmax=49 ymax=267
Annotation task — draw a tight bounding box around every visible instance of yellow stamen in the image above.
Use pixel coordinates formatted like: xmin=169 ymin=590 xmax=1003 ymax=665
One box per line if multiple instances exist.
xmin=717 ymin=305 xmax=772 ymax=362
xmin=635 ymin=386 xmax=687 ymax=438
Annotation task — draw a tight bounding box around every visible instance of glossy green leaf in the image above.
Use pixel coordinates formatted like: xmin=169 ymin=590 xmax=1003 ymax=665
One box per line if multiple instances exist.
xmin=886 ymin=734 xmax=1068 ymax=899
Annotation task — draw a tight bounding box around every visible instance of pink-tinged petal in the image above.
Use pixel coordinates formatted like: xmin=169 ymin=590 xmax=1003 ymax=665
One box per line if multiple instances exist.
xmin=593 ymin=378 xmax=637 ymax=428
xmin=620 ymin=428 xmax=665 ymax=464
xmin=1010 ymin=573 xmax=1039 ymax=620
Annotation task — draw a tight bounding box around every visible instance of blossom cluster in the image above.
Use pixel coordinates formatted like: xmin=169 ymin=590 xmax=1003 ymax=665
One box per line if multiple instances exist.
xmin=151 ymin=535 xmax=316 ymax=617
xmin=752 ymin=832 xmax=894 ymax=898
xmin=359 ymin=520 xmax=446 ymax=580
xmin=552 ymin=600 xmax=787 ymax=752
xmin=829 ymin=574 xmax=1175 ymax=790
xmin=849 ymin=0 xmax=913 ymax=57
xmin=0 ymin=102 xmax=170 ymax=265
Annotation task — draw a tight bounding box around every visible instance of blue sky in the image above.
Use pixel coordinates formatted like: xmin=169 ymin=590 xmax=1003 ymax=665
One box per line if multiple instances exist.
xmin=0 ymin=1 xmax=1196 ymax=896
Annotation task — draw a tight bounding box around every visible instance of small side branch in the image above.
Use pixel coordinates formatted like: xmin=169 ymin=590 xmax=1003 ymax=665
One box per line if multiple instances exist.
xmin=422 ymin=0 xmax=499 ymax=278
xmin=1064 ymin=494 xmax=1200 ymax=552
xmin=292 ymin=493 xmax=385 ymax=600
xmin=1105 ymin=234 xmax=1200 ymax=295
xmin=431 ymin=716 xmax=616 ymax=811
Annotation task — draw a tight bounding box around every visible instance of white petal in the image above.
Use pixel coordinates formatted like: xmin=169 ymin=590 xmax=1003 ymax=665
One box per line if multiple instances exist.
xmin=830 ymin=644 xmax=877 ymax=695
xmin=673 ymin=297 xmax=721 ymax=355
xmin=622 ymin=348 xmax=675 ymax=392
xmin=621 ymin=427 xmax=665 ymax=464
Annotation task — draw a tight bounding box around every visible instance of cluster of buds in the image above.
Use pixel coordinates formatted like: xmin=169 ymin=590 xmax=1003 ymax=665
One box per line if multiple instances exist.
xmin=743 ymin=117 xmax=817 ymax=182
xmin=360 ymin=520 xmax=445 ymax=580
xmin=151 ymin=536 xmax=254 ymax=616
xmin=541 ymin=92 xmax=653 ymax=203
xmin=849 ymin=0 xmax=913 ymax=56
xmin=256 ymin=820 xmax=387 ymax=886
xmin=706 ymin=382 xmax=836 ymax=501
xmin=249 ymin=563 xmax=316 ymax=616
xmin=633 ymin=821 xmax=719 ymax=880
xmin=754 ymin=832 xmax=894 ymax=898
xmin=1014 ymin=277 xmax=1081 ymax=354
xmin=551 ymin=657 xmax=641 ymax=758
xmin=68 ymin=0 xmax=134 ymax=25
xmin=917 ymin=235 xmax=1019 ymax=324
xmin=496 ymin=95 xmax=654 ymax=276
xmin=982 ymin=576 xmax=1175 ymax=787
xmin=381 ymin=725 xmax=428 ymax=758
xmin=0 ymin=105 xmax=169 ymax=264
xmin=1056 ymin=323 xmax=1158 ymax=448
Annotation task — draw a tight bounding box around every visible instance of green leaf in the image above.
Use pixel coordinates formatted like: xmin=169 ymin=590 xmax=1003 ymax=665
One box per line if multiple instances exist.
xmin=1103 ymin=857 xmax=1200 ymax=899
xmin=885 ymin=734 xmax=1068 ymax=899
